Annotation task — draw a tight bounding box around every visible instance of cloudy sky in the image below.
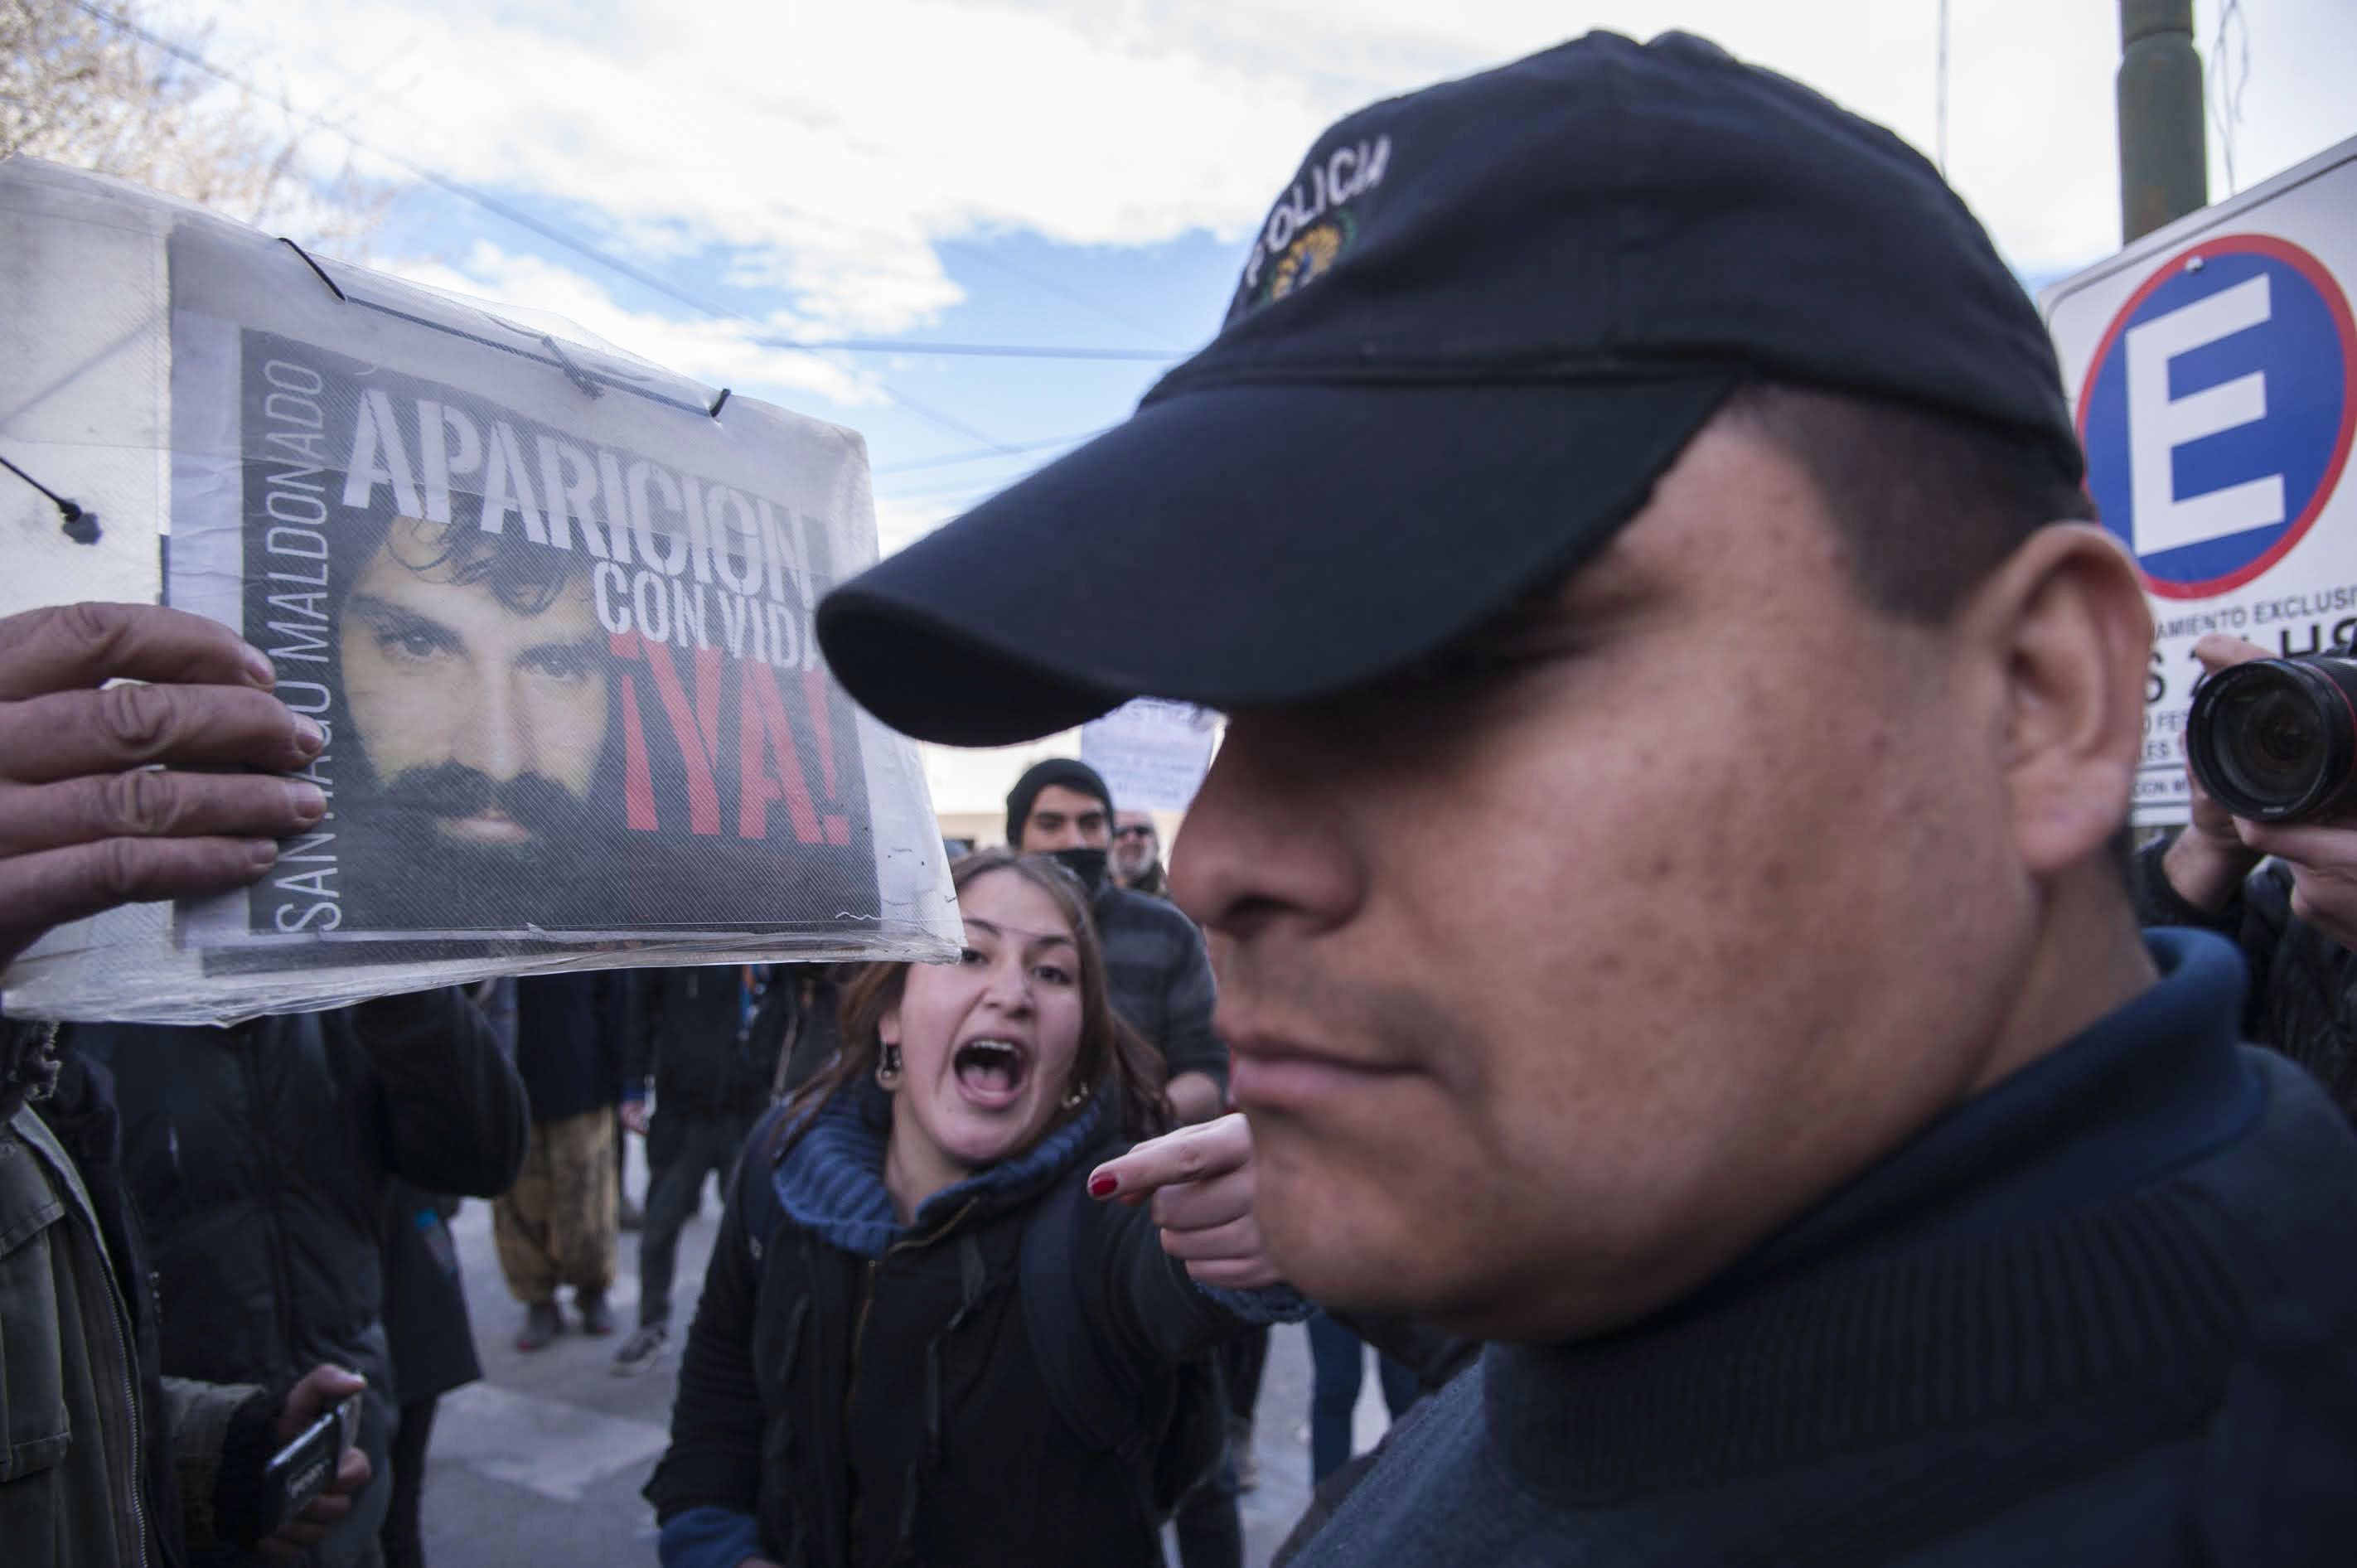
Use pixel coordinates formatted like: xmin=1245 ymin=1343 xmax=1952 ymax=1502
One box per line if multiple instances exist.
xmin=157 ymin=0 xmax=2357 ymax=811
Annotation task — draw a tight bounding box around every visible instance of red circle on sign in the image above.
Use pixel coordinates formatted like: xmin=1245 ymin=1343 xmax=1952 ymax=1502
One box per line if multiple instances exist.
xmin=2074 ymin=233 xmax=2357 ymax=601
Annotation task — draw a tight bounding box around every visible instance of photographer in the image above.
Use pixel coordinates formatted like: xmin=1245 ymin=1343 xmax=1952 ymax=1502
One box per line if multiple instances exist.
xmin=0 ymin=602 xmax=374 ymax=1566
xmin=2138 ymin=632 xmax=2357 ymax=1121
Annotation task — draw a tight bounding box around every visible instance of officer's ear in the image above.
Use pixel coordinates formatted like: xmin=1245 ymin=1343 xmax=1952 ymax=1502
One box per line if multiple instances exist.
xmin=1962 ymin=525 xmax=2153 ymax=878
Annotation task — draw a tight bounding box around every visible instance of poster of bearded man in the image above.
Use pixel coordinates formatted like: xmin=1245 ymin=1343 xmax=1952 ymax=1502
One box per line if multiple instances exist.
xmin=0 ymin=158 xmax=958 ymax=1024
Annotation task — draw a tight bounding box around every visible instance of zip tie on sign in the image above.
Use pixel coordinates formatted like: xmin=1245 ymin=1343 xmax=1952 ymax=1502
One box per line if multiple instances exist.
xmin=540 ymin=334 xmax=606 ymax=399
xmin=277 ymin=236 xmax=349 ymax=303
xmin=1 ymin=452 xmax=100 ymax=544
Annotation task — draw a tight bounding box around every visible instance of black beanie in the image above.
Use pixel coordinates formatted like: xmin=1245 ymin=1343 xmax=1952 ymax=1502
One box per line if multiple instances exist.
xmin=1006 ymin=758 xmax=1115 ymax=846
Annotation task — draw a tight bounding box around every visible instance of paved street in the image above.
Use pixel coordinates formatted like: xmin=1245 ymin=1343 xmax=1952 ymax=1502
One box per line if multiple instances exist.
xmin=416 ymin=1138 xmax=1396 ymax=1567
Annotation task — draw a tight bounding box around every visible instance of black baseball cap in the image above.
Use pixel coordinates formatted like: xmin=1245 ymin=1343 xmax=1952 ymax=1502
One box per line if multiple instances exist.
xmin=818 ymin=31 xmax=2081 ymax=748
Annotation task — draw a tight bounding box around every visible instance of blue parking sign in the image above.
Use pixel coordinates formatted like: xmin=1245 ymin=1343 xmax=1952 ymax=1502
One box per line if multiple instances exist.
xmin=2078 ymin=235 xmax=2356 ymax=600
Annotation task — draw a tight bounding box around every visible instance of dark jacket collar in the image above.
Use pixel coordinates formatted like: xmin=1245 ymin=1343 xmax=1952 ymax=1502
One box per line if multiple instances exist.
xmin=1484 ymin=929 xmax=2264 ymax=1503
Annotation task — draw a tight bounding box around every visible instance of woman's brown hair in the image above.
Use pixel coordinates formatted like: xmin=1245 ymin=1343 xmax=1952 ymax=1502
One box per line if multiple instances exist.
xmin=770 ymin=850 xmax=1169 ymax=1163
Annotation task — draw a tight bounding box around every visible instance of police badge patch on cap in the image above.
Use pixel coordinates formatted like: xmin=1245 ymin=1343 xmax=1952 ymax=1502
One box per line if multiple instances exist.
xmin=1234 ymin=134 xmax=1393 ymax=318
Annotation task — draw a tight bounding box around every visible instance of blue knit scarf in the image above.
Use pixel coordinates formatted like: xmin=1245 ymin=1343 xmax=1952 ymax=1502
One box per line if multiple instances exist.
xmin=772 ymin=1079 xmax=1107 ymax=1260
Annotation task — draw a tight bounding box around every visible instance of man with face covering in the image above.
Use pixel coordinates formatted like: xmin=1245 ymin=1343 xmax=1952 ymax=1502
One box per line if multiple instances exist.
xmin=818 ymin=31 xmax=2357 ymax=1568
xmin=1004 ymin=761 xmax=1225 ymax=1126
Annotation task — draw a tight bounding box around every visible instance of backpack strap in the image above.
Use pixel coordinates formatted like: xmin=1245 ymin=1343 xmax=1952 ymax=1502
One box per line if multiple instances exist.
xmin=738 ymin=1112 xmax=790 ymax=1265
xmin=1020 ymin=1172 xmax=1154 ymax=1469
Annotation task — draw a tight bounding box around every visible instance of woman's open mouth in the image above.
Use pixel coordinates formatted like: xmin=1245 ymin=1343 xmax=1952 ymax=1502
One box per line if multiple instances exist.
xmin=951 ymin=1038 xmax=1030 ymax=1111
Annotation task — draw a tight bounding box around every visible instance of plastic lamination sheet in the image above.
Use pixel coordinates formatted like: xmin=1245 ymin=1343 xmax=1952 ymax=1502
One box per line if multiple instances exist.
xmin=0 ymin=158 xmax=960 ymax=1023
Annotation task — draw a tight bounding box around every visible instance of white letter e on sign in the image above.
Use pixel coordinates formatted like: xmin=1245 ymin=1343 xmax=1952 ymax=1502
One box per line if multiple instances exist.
xmin=2124 ymin=273 xmax=2286 ymax=558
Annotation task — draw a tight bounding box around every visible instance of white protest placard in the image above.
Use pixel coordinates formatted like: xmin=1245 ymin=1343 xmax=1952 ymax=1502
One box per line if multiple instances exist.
xmin=2042 ymin=135 xmax=2357 ymax=827
xmin=0 ymin=158 xmax=958 ymax=1022
xmin=1081 ymin=699 xmax=1222 ymax=812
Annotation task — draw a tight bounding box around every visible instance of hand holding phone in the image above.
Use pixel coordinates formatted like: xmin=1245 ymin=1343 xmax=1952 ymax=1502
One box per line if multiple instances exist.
xmin=254 ymin=1367 xmax=370 ymax=1561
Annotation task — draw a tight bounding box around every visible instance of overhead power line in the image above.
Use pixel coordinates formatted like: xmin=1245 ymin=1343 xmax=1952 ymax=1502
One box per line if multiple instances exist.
xmin=766 ymin=338 xmax=1178 ymax=361
xmin=69 ymin=1 xmax=1176 ymax=453
xmin=872 ymin=427 xmax=1112 ymax=475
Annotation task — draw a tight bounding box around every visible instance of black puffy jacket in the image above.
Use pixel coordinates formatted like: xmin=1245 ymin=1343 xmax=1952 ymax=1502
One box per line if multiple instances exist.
xmin=513 ymin=970 xmax=632 ymax=1125
xmin=2135 ymin=833 xmax=2357 ymax=1121
xmin=71 ymin=991 xmax=528 ymax=1563
xmin=631 ymin=966 xmax=771 ymax=1119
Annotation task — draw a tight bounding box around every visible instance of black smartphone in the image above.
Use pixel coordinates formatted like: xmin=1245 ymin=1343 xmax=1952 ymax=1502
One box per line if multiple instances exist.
xmin=259 ymin=1391 xmax=364 ymax=1537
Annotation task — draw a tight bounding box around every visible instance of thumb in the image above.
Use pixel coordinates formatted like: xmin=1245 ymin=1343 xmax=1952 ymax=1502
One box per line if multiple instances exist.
xmin=278 ymin=1365 xmax=365 ymax=1443
xmin=2191 ymin=632 xmax=2272 ymax=675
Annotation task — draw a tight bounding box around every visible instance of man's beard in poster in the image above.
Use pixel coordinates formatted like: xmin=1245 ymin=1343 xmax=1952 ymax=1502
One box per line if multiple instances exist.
xmin=344 ymin=757 xmax=617 ymax=931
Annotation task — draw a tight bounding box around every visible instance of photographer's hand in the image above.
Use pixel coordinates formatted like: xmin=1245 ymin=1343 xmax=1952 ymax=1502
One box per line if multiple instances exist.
xmin=1087 ymin=1113 xmax=1282 ymax=1290
xmin=2231 ymin=814 xmax=2357 ymax=952
xmin=2165 ymin=633 xmax=2271 ymax=913
xmin=258 ymin=1365 xmax=370 ymax=1563
xmin=0 ymin=603 xmax=326 ymax=971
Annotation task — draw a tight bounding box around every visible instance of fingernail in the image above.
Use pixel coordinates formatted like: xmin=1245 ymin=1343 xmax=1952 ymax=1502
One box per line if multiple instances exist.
xmin=242 ymin=647 xmax=275 ymax=688
xmin=284 ymin=781 xmax=327 ymax=822
xmin=291 ymin=714 xmax=324 ymax=754
xmin=247 ymin=839 xmax=279 ymax=869
xmin=1087 ymin=1174 xmax=1118 ymax=1198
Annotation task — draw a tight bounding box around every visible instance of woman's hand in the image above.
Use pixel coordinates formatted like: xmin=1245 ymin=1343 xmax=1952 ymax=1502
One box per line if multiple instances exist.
xmin=1087 ymin=1113 xmax=1281 ymax=1290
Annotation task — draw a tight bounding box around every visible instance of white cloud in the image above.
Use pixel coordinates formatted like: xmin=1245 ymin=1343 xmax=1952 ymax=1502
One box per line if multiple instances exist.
xmin=383 ymin=242 xmax=885 ymax=409
xmin=872 ymin=486 xmax=978 ymax=557
xmin=186 ymin=0 xmax=2356 ymax=338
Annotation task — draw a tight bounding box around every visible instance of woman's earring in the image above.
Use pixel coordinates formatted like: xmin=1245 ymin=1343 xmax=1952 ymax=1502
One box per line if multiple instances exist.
xmin=875 ymin=1044 xmax=903 ymax=1091
xmin=1061 ymin=1081 xmax=1087 ymax=1111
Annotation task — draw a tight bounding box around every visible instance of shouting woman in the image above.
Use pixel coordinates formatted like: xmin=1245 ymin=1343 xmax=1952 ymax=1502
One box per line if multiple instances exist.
xmin=646 ymin=849 xmax=1299 ymax=1567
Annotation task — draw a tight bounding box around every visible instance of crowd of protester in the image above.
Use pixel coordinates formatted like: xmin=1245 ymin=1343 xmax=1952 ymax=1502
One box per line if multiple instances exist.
xmin=9 ymin=25 xmax=2357 ymax=1568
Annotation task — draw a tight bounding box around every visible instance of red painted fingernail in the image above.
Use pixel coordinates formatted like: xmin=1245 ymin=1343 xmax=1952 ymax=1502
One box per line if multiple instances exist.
xmin=1087 ymin=1174 xmax=1117 ymax=1198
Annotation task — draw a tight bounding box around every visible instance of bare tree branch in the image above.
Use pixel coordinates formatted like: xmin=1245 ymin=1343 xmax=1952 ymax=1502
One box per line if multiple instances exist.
xmin=1 ymin=0 xmax=392 ymax=250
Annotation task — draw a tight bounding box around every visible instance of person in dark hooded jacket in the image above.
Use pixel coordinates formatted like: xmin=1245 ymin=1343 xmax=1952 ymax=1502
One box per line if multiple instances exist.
xmin=74 ymin=987 xmax=529 ymax=1568
xmin=645 ymin=851 xmax=1300 ymax=1568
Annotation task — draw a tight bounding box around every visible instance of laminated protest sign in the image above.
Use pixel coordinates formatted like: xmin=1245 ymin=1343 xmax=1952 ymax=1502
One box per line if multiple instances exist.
xmin=1079 ymin=699 xmax=1221 ymax=812
xmin=0 ymin=157 xmax=959 ymax=1023
xmin=2043 ymin=135 xmax=2357 ymax=826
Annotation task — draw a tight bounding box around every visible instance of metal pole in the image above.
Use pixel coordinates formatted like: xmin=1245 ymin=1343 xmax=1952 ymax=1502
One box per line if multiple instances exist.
xmin=2117 ymin=0 xmax=2209 ymax=243
xmin=1936 ymin=0 xmax=1949 ymax=176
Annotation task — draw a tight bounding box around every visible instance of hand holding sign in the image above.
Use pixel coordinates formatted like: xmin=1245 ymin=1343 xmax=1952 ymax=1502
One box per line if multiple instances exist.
xmin=1087 ymin=1113 xmax=1282 ymax=1290
xmin=0 ymin=603 xmax=327 ymax=971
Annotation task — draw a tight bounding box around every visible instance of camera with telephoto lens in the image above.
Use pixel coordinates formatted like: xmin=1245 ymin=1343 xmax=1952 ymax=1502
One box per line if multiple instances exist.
xmin=2185 ymin=652 xmax=2357 ymax=824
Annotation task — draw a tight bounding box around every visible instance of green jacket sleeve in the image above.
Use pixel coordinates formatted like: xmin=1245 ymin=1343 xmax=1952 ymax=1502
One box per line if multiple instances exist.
xmin=160 ymin=1376 xmax=268 ymax=1551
